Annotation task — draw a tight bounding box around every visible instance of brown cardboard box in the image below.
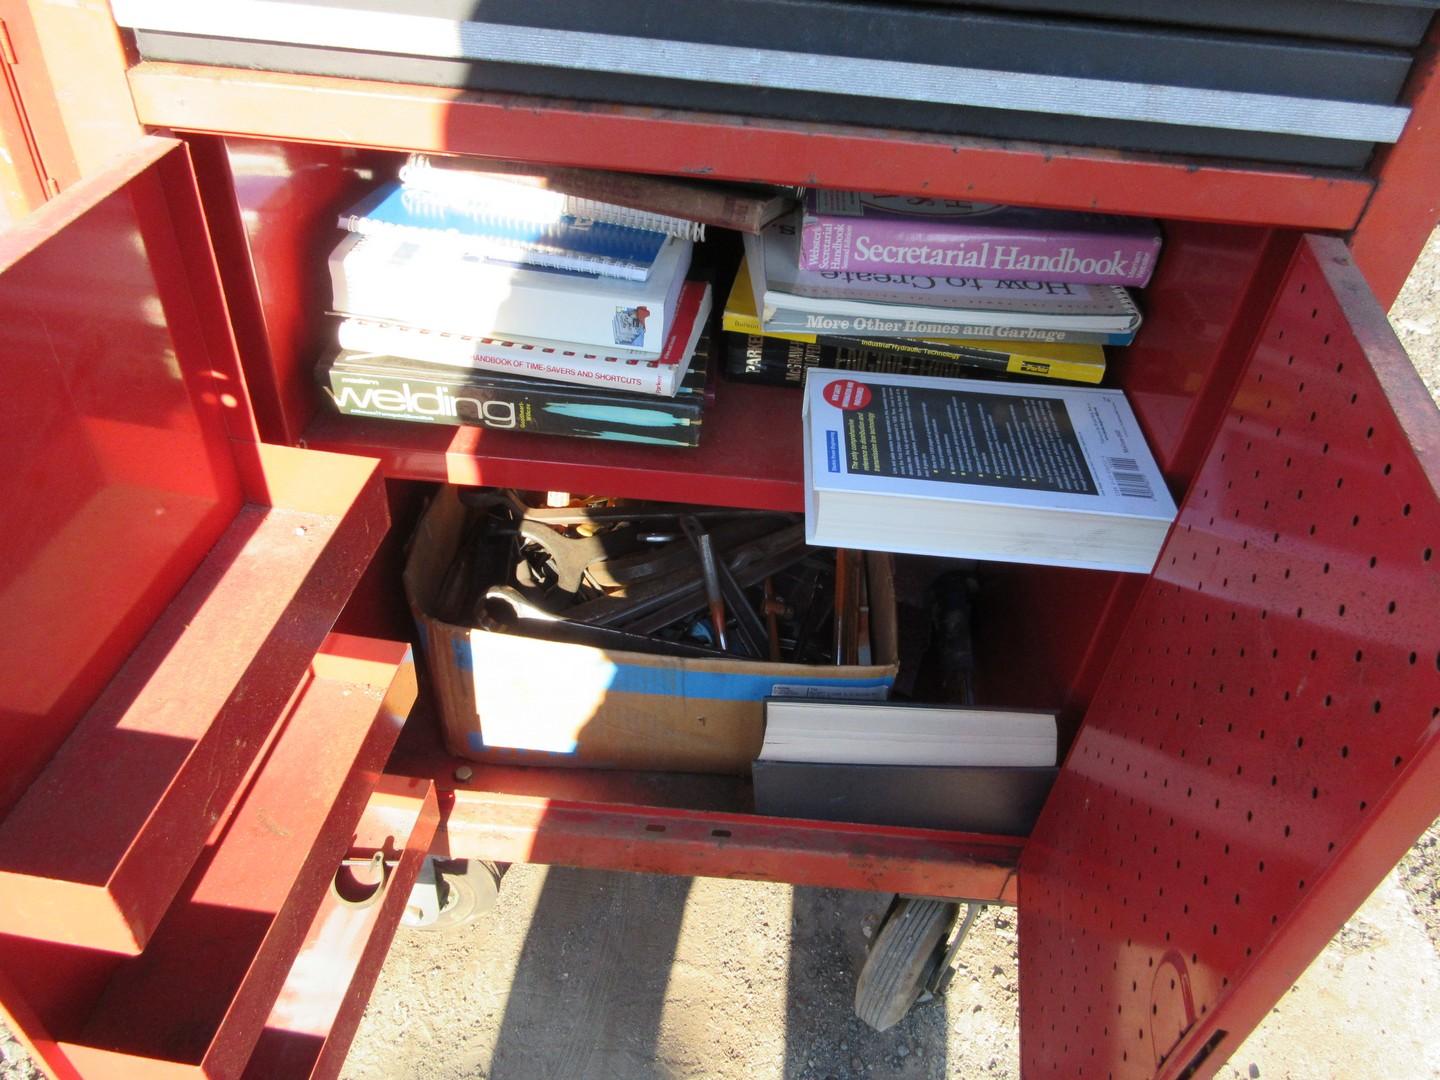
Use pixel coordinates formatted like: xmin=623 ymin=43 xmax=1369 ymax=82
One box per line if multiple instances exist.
xmin=404 ymin=487 xmax=899 ymax=774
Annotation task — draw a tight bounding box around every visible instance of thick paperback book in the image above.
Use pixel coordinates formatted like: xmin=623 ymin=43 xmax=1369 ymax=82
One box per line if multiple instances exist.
xmin=319 ymin=335 xmax=710 ymax=447
xmin=337 ymin=281 xmax=712 ymax=398
xmin=802 ymin=370 xmax=1177 ymax=572
xmin=801 ymin=192 xmax=1162 ymax=287
xmin=745 ymin=218 xmax=1141 ymax=345
xmin=338 ymin=181 xmax=669 ymax=281
xmin=328 ymin=230 xmax=692 ymax=355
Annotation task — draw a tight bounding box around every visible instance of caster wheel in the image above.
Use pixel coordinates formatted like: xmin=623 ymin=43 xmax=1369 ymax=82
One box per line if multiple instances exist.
xmin=854 ymin=896 xmax=960 ymax=1031
xmin=404 ymin=859 xmax=503 ymax=932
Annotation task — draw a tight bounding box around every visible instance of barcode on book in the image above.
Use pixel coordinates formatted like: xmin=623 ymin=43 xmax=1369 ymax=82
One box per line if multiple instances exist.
xmin=1106 ymin=457 xmax=1154 ymax=500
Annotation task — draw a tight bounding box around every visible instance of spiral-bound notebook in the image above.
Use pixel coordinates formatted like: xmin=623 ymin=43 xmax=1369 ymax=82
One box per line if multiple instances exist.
xmin=400 ymin=155 xmax=714 ymax=241
xmin=337 ymin=182 xmax=670 ymax=282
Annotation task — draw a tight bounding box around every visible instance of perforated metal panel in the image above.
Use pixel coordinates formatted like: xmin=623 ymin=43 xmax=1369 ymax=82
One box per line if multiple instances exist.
xmin=1018 ymin=235 xmax=1440 ymax=1080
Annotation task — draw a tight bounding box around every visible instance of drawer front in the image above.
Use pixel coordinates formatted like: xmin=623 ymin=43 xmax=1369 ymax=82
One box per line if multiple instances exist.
xmin=1018 ymin=234 xmax=1440 ymax=1077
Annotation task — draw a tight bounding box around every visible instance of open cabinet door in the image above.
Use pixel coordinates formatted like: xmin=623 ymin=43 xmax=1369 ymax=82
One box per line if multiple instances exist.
xmin=0 ymin=135 xmax=436 ymax=1079
xmin=1018 ymin=235 xmax=1440 ymax=1079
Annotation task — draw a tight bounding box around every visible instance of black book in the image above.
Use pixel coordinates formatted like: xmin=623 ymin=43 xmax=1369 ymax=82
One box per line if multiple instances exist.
xmin=317 ymin=337 xmax=709 ymax=447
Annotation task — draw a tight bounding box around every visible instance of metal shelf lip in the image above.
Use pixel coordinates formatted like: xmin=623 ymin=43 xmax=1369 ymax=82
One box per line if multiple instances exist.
xmin=126 ymin=62 xmax=1375 ymax=233
xmin=300 ymin=381 xmax=805 ymax=511
xmin=436 ymin=787 xmax=1025 ymax=904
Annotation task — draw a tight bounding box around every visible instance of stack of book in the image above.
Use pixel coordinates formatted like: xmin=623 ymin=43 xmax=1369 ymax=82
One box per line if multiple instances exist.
xmin=769 ymin=194 xmax=1179 ymax=572
xmin=725 ymin=191 xmax=1163 ymax=388
xmin=315 ymin=155 xmax=800 ymax=447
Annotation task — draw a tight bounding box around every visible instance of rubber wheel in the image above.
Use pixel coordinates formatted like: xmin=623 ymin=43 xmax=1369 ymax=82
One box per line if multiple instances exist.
xmin=854 ymin=897 xmax=960 ymax=1031
xmin=410 ymin=859 xmax=503 ymax=933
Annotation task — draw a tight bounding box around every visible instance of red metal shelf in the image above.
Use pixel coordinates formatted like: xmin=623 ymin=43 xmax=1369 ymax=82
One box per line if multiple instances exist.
xmin=55 ymin=634 xmax=417 ymax=1078
xmin=242 ymin=776 xmax=439 ymax=1080
xmin=126 ymin=62 xmax=1374 ymax=232
xmin=302 ymin=380 xmax=804 ymax=509
xmin=387 ymin=703 xmax=1023 ymax=903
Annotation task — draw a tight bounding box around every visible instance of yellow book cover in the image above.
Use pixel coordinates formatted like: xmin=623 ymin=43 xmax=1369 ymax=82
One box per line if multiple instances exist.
xmin=723 ymin=257 xmax=1107 ymax=384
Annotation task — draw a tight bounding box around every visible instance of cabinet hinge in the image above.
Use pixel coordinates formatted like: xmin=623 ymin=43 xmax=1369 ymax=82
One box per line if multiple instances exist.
xmin=0 ymin=21 xmax=16 ymax=67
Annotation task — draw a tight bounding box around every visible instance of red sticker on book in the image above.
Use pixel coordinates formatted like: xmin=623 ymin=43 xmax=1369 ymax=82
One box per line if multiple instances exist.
xmin=823 ymin=379 xmax=872 ymax=411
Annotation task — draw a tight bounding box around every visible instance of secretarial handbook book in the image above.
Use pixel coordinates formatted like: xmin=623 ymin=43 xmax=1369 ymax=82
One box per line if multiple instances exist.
xmin=800 ymin=191 xmax=1162 ymax=286
xmin=802 ymin=371 xmax=1177 ymax=572
xmin=746 ymin=216 xmax=1141 ymax=345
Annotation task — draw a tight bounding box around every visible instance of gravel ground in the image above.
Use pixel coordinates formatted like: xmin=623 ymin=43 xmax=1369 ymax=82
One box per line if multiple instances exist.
xmin=3 ymin=235 xmax=1438 ymax=1080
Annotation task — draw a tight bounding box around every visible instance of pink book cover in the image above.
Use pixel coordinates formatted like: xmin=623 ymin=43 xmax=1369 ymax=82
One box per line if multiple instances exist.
xmin=801 ymin=192 xmax=1162 ymax=287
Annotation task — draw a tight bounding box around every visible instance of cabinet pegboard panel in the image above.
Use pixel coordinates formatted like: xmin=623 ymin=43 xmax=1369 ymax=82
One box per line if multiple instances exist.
xmin=1017 ymin=235 xmax=1440 ymax=1080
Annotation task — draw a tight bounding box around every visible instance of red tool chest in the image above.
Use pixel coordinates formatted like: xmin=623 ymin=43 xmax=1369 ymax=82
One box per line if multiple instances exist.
xmin=0 ymin=7 xmax=1438 ymax=1078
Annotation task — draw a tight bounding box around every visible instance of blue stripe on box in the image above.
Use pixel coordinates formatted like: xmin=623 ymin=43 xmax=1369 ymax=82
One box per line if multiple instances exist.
xmin=606 ymin=664 xmax=892 ymax=701
xmin=450 ymin=635 xmax=473 ymax=673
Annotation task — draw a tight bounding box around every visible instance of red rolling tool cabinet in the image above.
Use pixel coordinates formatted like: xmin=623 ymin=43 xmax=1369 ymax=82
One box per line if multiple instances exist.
xmin=0 ymin=5 xmax=1438 ymax=1078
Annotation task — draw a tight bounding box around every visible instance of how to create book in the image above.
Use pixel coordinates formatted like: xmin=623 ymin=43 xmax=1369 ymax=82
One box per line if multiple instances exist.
xmin=721 ymin=257 xmax=1107 ymax=383
xmin=801 ymin=191 xmax=1162 ymax=287
xmin=802 ymin=370 xmax=1177 ymax=572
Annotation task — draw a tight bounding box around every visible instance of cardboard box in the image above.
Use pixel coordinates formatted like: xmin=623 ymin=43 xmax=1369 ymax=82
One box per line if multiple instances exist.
xmin=404 ymin=486 xmax=899 ymax=774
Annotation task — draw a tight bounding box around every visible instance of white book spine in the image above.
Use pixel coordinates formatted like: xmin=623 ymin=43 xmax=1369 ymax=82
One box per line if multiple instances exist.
xmin=329 ymin=235 xmax=678 ymax=355
xmin=335 ymin=319 xmax=682 ymax=396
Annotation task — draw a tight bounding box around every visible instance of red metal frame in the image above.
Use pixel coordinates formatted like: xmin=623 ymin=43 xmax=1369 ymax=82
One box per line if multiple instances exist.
xmin=0 ymin=0 xmax=139 ymax=193
xmin=2 ymin=14 xmax=1440 ymax=1080
xmin=242 ymin=776 xmax=440 ymax=1080
xmin=0 ymin=16 xmax=50 ymax=219
xmin=3 ymin=635 xmax=419 ymax=1080
xmin=1018 ymin=235 xmax=1440 ymax=1078
xmin=385 ymin=712 xmax=1023 ymax=902
xmin=124 ymin=62 xmax=1374 ymax=232
xmin=1348 ymin=18 xmax=1440 ymax=308
xmin=441 ymin=790 xmax=1023 ymax=904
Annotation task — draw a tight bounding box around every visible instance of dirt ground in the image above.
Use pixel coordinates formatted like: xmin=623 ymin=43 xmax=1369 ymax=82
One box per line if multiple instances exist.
xmin=3 ymin=240 xmax=1439 ymax=1080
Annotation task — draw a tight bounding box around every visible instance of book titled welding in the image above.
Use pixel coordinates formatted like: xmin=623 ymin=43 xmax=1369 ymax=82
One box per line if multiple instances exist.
xmin=337 ymin=282 xmax=712 ymax=398
xmin=339 ymin=181 xmax=669 ymax=281
xmin=802 ymin=370 xmax=1177 ymax=572
xmin=801 ymin=192 xmax=1162 ymax=286
xmin=319 ymin=327 xmax=710 ymax=448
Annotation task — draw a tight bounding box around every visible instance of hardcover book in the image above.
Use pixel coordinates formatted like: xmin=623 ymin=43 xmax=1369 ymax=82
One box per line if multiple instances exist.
xmin=801 ymin=192 xmax=1162 ymax=286
xmin=328 ymin=230 xmax=692 ymax=355
xmin=752 ymin=698 xmax=1059 ymax=834
xmin=336 ymin=281 xmax=712 ymax=398
xmin=338 ymin=181 xmax=668 ymax=281
xmin=745 ymin=217 xmax=1141 ymax=345
xmin=802 ymin=370 xmax=1177 ymax=572
xmin=318 ymin=332 xmax=710 ymax=447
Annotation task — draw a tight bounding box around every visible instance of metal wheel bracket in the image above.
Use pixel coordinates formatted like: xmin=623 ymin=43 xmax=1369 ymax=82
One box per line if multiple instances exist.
xmin=402 ymin=855 xmax=447 ymax=928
